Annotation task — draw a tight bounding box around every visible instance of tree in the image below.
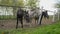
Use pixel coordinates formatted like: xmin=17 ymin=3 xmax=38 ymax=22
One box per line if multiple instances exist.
xmin=0 ymin=0 xmax=13 ymax=6
xmin=54 ymin=0 xmax=60 ymax=8
xmin=0 ymin=0 xmax=25 ymax=16
xmin=26 ymin=0 xmax=38 ymax=9
xmin=11 ymin=0 xmax=24 ymax=16
xmin=16 ymin=0 xmax=24 ymax=7
xmin=54 ymin=0 xmax=60 ymax=20
xmin=0 ymin=0 xmax=39 ymax=15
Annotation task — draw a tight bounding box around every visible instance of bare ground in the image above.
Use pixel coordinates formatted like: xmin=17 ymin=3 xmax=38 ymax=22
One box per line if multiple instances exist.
xmin=0 ymin=18 xmax=54 ymax=29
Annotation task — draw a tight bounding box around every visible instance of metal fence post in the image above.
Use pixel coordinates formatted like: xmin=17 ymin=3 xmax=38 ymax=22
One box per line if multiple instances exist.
xmin=58 ymin=11 xmax=59 ymax=20
xmin=52 ymin=12 xmax=55 ymax=22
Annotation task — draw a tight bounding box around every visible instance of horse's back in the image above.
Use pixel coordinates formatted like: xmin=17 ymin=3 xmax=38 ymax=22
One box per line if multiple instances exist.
xmin=17 ymin=9 xmax=24 ymax=18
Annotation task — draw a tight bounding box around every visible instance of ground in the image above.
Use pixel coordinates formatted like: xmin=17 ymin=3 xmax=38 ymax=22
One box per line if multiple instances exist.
xmin=0 ymin=20 xmax=60 ymax=34
xmin=0 ymin=18 xmax=53 ymax=29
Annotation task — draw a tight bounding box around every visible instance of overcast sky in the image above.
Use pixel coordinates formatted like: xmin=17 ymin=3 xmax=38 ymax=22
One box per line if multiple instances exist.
xmin=39 ymin=0 xmax=57 ymax=11
xmin=39 ymin=0 xmax=57 ymax=15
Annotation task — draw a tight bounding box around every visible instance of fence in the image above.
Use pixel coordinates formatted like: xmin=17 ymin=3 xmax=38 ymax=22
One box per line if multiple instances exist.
xmin=47 ymin=10 xmax=60 ymax=23
xmin=0 ymin=6 xmax=60 ymax=29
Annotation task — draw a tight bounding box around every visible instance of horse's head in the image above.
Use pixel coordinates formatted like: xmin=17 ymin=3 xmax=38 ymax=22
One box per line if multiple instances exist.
xmin=24 ymin=10 xmax=31 ymax=23
xmin=44 ymin=10 xmax=49 ymax=19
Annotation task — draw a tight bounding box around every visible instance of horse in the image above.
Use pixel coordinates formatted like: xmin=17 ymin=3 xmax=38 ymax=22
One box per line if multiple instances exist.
xmin=27 ymin=8 xmax=40 ymax=24
xmin=39 ymin=10 xmax=49 ymax=25
xmin=29 ymin=8 xmax=49 ymax=25
xmin=16 ymin=8 xmax=30 ymax=29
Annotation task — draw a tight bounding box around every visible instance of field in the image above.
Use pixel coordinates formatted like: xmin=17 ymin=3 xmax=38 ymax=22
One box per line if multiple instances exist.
xmin=0 ymin=20 xmax=60 ymax=34
xmin=0 ymin=15 xmax=59 ymax=34
xmin=0 ymin=17 xmax=52 ymax=29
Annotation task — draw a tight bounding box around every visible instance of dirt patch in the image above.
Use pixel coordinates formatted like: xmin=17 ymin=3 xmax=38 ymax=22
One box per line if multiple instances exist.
xmin=0 ymin=18 xmax=53 ymax=29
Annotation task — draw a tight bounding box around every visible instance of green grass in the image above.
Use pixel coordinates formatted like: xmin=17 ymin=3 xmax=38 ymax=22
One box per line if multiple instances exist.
xmin=0 ymin=15 xmax=16 ymax=20
xmin=0 ymin=21 xmax=60 ymax=34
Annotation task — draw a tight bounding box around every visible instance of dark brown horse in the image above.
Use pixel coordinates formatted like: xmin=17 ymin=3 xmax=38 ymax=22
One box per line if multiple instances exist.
xmin=39 ymin=10 xmax=49 ymax=25
xmin=16 ymin=8 xmax=30 ymax=29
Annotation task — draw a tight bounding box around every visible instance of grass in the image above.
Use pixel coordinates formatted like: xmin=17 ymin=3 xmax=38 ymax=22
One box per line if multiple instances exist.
xmin=0 ymin=15 xmax=16 ymax=20
xmin=0 ymin=21 xmax=60 ymax=34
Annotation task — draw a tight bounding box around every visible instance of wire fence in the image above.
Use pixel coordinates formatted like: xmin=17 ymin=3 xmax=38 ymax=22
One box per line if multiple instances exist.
xmin=48 ymin=10 xmax=59 ymax=22
xmin=0 ymin=6 xmax=60 ymax=29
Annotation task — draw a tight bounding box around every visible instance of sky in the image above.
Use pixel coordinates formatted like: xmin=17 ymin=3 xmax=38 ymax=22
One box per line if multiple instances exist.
xmin=39 ymin=0 xmax=57 ymax=15
xmin=40 ymin=0 xmax=57 ymax=11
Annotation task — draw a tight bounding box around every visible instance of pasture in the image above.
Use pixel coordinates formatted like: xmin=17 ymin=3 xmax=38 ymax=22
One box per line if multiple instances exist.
xmin=0 ymin=15 xmax=53 ymax=29
xmin=0 ymin=0 xmax=59 ymax=34
xmin=0 ymin=21 xmax=60 ymax=34
xmin=0 ymin=8 xmax=59 ymax=34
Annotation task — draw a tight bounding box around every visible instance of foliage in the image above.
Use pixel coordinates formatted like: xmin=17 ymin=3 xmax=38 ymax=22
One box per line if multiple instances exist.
xmin=0 ymin=0 xmax=38 ymax=7
xmin=55 ymin=3 xmax=60 ymax=8
xmin=0 ymin=0 xmax=24 ymax=7
xmin=54 ymin=1 xmax=60 ymax=8
xmin=0 ymin=0 xmax=38 ymax=16
xmin=26 ymin=0 xmax=38 ymax=9
xmin=16 ymin=0 xmax=24 ymax=7
xmin=0 ymin=0 xmax=13 ymax=6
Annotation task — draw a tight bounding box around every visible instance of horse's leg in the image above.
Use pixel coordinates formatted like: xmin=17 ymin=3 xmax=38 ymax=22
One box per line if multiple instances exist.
xmin=35 ymin=19 xmax=36 ymax=24
xmin=16 ymin=18 xmax=18 ymax=29
xmin=39 ymin=13 xmax=43 ymax=25
xmin=37 ymin=19 xmax=38 ymax=25
xmin=20 ymin=18 xmax=23 ymax=28
xmin=35 ymin=17 xmax=37 ymax=24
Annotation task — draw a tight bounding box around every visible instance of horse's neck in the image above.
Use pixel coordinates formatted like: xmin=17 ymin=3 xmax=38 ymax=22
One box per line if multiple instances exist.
xmin=28 ymin=9 xmax=42 ymax=17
